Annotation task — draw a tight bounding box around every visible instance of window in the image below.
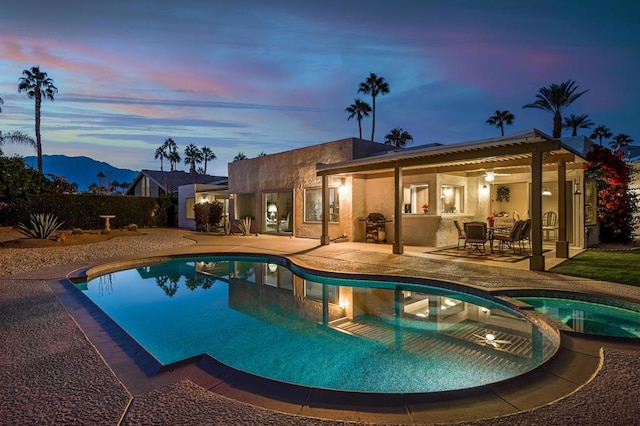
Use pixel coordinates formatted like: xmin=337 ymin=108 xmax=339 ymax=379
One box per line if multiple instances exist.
xmin=264 ymin=263 xmax=293 ymax=291
xmin=304 ymin=187 xmax=339 ymax=223
xmin=403 ymin=184 xmax=429 ymax=214
xmin=185 ymin=198 xmax=195 ymax=219
xmin=304 ymin=280 xmax=339 ymax=304
xmin=441 ymin=185 xmax=464 ymax=214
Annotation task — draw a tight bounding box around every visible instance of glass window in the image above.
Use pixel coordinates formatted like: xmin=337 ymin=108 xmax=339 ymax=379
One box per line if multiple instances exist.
xmin=185 ymin=198 xmax=195 ymax=219
xmin=304 ymin=280 xmax=339 ymax=304
xmin=403 ymin=184 xmax=429 ymax=214
xmin=304 ymin=187 xmax=339 ymax=223
xmin=441 ymin=185 xmax=464 ymax=214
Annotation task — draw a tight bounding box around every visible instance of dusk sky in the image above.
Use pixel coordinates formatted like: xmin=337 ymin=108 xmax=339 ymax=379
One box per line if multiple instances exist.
xmin=1 ymin=1 xmax=638 ymax=176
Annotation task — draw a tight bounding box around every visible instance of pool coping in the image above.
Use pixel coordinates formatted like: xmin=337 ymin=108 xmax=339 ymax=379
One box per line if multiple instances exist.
xmin=48 ymin=252 xmax=627 ymax=425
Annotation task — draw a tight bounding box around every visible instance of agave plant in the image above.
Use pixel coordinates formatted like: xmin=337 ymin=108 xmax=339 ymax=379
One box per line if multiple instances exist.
xmin=16 ymin=213 xmax=64 ymax=239
xmin=236 ymin=217 xmax=252 ymax=236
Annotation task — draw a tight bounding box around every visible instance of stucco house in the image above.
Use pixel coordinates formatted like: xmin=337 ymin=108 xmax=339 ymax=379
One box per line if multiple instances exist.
xmin=228 ymin=129 xmax=594 ymax=271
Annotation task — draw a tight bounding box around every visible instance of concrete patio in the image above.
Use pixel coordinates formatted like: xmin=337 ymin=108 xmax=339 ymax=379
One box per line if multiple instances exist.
xmin=1 ymin=229 xmax=639 ymax=425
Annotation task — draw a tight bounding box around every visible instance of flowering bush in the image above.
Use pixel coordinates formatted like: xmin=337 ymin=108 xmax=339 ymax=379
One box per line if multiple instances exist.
xmin=421 ymin=203 xmax=429 ymax=212
xmin=585 ymin=145 xmax=638 ymax=242
xmin=487 ymin=213 xmax=496 ymax=221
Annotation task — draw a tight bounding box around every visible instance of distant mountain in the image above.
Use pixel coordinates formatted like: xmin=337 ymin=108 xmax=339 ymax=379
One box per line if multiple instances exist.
xmin=24 ymin=155 xmax=139 ymax=191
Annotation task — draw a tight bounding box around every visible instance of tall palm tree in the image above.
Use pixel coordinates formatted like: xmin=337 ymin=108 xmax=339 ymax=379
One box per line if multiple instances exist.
xmin=523 ymin=80 xmax=588 ymax=138
xmin=562 ymin=113 xmax=594 ymax=136
xmin=184 ymin=143 xmax=204 ymax=174
xmin=233 ymin=152 xmax=248 ymax=162
xmin=610 ymin=134 xmax=634 ymax=153
xmin=96 ymin=171 xmax=106 ymax=192
xmin=154 ymin=145 xmax=167 ymax=171
xmin=345 ymin=99 xmax=372 ymax=139
xmin=357 ymin=73 xmax=390 ymax=142
xmin=168 ymin=149 xmax=181 ymax=171
xmin=201 ymin=146 xmax=216 ymax=174
xmin=18 ymin=66 xmax=58 ymax=173
xmin=0 ymin=131 xmax=35 ymax=154
xmin=384 ymin=126 xmax=413 ymax=148
xmin=590 ymin=125 xmax=613 ymax=146
xmin=485 ymin=110 xmax=515 ymax=136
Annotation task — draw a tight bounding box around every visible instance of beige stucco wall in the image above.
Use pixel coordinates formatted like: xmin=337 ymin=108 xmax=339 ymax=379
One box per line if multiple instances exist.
xmin=228 ymin=138 xmax=392 ymax=239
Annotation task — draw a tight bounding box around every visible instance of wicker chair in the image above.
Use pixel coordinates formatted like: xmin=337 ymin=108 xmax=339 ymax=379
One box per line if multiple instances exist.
xmin=454 ymin=220 xmax=466 ymax=249
xmin=518 ymin=219 xmax=532 ymax=253
xmin=542 ymin=211 xmax=557 ymax=240
xmin=493 ymin=220 xmax=525 ymax=254
xmin=464 ymin=222 xmax=488 ymax=253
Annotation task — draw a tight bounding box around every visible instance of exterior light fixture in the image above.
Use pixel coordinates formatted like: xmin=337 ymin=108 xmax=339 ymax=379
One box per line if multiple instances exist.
xmin=485 ymin=172 xmax=495 ymax=182
xmin=267 ymin=263 xmax=278 ymax=273
xmin=542 ymin=188 xmax=552 ymax=196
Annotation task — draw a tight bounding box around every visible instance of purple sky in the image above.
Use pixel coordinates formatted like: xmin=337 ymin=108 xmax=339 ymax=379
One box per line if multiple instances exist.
xmin=1 ymin=0 xmax=638 ymax=175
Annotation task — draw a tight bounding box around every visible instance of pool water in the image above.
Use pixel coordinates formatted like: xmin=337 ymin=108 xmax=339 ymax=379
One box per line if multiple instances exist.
xmin=80 ymin=256 xmax=557 ymax=393
xmin=517 ymin=297 xmax=640 ymax=338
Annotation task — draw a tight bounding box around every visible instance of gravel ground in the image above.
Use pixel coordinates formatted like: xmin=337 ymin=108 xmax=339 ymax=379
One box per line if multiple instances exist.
xmin=0 ymin=228 xmax=195 ymax=276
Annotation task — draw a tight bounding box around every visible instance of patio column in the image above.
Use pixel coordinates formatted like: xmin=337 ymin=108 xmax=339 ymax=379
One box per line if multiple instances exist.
xmin=556 ymin=159 xmax=569 ymax=258
xmin=320 ymin=174 xmax=330 ymax=245
xmin=530 ymin=150 xmax=545 ymax=271
xmin=393 ymin=165 xmax=404 ymax=254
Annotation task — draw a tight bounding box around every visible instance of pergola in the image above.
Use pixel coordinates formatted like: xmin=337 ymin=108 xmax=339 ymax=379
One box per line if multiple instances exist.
xmin=316 ymin=129 xmax=589 ymax=271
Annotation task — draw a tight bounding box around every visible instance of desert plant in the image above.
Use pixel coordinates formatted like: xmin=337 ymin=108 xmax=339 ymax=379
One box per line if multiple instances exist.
xmin=237 ymin=217 xmax=252 ymax=235
xmin=16 ymin=213 xmax=64 ymax=239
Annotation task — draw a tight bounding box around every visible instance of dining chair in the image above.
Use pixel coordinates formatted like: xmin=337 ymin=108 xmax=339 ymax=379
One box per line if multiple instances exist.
xmin=454 ymin=220 xmax=466 ymax=249
xmin=542 ymin=211 xmax=557 ymax=240
xmin=493 ymin=220 xmax=525 ymax=254
xmin=464 ymin=222 xmax=488 ymax=253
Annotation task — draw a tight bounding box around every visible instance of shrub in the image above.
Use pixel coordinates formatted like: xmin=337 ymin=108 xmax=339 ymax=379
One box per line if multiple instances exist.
xmin=16 ymin=213 xmax=64 ymax=239
xmin=194 ymin=200 xmax=224 ymax=232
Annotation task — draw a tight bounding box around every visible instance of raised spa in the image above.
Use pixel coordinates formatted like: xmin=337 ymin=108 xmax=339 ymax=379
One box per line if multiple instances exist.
xmin=79 ymin=255 xmax=558 ymax=393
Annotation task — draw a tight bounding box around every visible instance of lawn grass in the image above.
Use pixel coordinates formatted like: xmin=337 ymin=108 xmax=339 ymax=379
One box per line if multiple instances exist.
xmin=549 ymin=249 xmax=640 ymax=286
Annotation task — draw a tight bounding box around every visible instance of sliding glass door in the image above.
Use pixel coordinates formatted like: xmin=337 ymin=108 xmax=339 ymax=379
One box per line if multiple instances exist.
xmin=264 ymin=191 xmax=293 ymax=235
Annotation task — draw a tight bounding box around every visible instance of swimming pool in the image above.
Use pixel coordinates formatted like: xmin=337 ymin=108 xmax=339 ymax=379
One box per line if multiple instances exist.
xmin=516 ymin=295 xmax=640 ymax=338
xmin=79 ymin=255 xmax=558 ymax=393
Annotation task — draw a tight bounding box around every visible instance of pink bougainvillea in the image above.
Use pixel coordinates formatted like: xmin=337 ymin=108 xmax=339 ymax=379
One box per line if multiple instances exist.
xmin=585 ymin=145 xmax=638 ymax=242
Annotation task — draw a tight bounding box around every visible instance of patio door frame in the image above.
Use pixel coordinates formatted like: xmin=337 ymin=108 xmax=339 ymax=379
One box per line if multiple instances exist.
xmin=263 ymin=190 xmax=293 ymax=235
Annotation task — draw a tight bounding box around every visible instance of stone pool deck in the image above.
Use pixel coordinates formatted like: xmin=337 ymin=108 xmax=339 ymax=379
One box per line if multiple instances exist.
xmin=1 ymin=229 xmax=640 ymax=425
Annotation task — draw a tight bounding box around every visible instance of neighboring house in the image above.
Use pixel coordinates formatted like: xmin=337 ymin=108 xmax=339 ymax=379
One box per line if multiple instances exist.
xmin=126 ymin=170 xmax=227 ymax=197
xmin=228 ymin=130 xmax=594 ymax=271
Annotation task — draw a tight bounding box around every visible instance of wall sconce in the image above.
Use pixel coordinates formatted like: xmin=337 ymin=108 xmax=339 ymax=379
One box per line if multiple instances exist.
xmin=542 ymin=188 xmax=552 ymax=196
xmin=267 ymin=263 xmax=278 ymax=273
xmin=574 ymin=177 xmax=582 ymax=195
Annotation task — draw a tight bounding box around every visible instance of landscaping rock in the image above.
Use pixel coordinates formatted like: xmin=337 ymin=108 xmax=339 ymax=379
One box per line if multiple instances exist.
xmin=127 ymin=224 xmax=138 ymax=232
xmin=72 ymin=228 xmax=84 ymax=235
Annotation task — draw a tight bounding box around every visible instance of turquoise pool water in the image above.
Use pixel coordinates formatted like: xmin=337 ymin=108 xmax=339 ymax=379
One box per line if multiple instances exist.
xmin=517 ymin=296 xmax=640 ymax=338
xmin=80 ymin=256 xmax=557 ymax=393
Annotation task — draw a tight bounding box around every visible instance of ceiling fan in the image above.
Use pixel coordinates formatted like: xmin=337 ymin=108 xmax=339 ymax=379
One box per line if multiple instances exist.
xmin=484 ymin=170 xmax=510 ymax=182
xmin=473 ymin=331 xmax=512 ymax=348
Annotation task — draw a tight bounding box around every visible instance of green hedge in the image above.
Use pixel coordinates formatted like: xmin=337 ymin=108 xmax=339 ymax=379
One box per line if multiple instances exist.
xmin=4 ymin=194 xmax=177 ymax=229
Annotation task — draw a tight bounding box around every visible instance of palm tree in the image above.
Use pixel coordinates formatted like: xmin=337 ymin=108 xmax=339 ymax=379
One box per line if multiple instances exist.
xmin=562 ymin=113 xmax=594 ymax=136
xmin=184 ymin=143 xmax=204 ymax=174
xmin=18 ymin=66 xmax=58 ymax=173
xmin=154 ymin=145 xmax=167 ymax=171
xmin=257 ymin=151 xmax=267 ymax=157
xmin=485 ymin=110 xmax=515 ymax=136
xmin=168 ymin=149 xmax=181 ymax=171
xmin=201 ymin=146 xmax=216 ymax=174
xmin=523 ymin=80 xmax=588 ymax=138
xmin=0 ymin=131 xmax=35 ymax=154
xmin=384 ymin=126 xmax=413 ymax=148
xmin=96 ymin=171 xmax=106 ymax=192
xmin=590 ymin=125 xmax=613 ymax=146
xmin=358 ymin=73 xmax=390 ymax=142
xmin=610 ymin=134 xmax=634 ymax=153
xmin=119 ymin=181 xmax=130 ymax=193
xmin=345 ymin=99 xmax=372 ymax=139
xmin=233 ymin=152 xmax=248 ymax=162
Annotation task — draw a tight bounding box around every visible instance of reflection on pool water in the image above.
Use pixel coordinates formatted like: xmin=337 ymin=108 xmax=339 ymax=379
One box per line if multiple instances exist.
xmin=517 ymin=296 xmax=640 ymax=338
xmin=80 ymin=256 xmax=557 ymax=393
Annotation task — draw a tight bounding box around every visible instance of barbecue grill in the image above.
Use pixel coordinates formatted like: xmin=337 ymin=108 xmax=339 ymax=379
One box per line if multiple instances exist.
xmin=363 ymin=212 xmax=388 ymax=243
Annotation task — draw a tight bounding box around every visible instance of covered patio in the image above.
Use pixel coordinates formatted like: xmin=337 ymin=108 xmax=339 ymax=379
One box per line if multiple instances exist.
xmin=317 ymin=129 xmax=593 ymax=271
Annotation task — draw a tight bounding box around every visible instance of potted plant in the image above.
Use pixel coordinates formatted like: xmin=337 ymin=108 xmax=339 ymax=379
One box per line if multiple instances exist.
xmin=487 ymin=213 xmax=496 ymax=227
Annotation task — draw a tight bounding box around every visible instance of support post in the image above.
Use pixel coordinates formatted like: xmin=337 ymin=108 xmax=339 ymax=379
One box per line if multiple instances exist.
xmin=320 ymin=175 xmax=330 ymax=245
xmin=393 ymin=165 xmax=404 ymax=254
xmin=530 ymin=150 xmax=545 ymax=271
xmin=556 ymin=159 xmax=569 ymax=258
